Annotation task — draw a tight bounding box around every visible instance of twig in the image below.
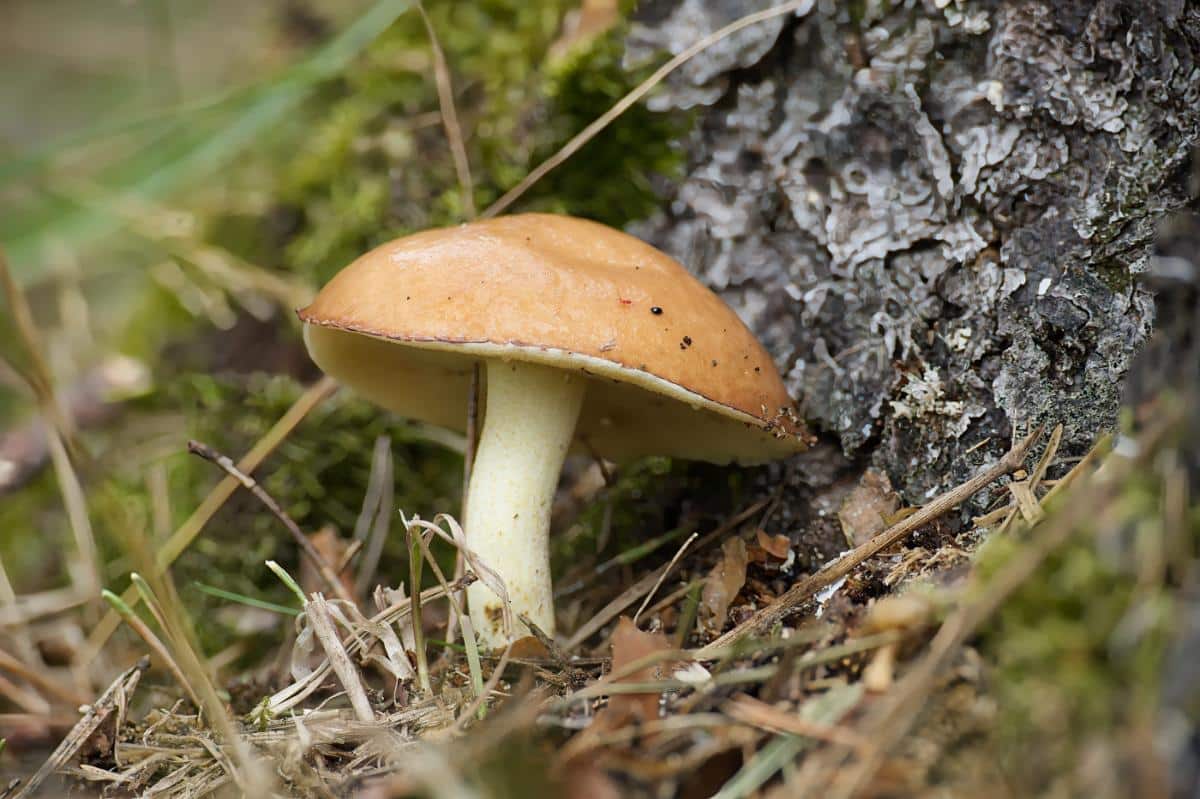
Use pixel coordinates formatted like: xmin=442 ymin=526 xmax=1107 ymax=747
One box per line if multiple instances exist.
xmin=482 ymin=0 xmax=814 ymax=218
xmin=699 ymin=427 xmax=1042 ymax=656
xmin=0 ymin=249 xmax=99 ymax=601
xmin=187 ymin=439 xmax=356 ymax=606
xmin=0 ymin=586 xmax=89 ymax=627
xmin=0 ymin=671 xmax=50 ymax=715
xmin=83 ymin=376 xmax=337 ymax=659
xmin=518 ymin=614 xmax=571 ymax=668
xmin=417 ymin=2 xmax=475 ymax=218
xmin=997 ymin=423 xmax=1063 ymax=532
xmin=547 ymin=632 xmax=901 ymax=711
xmin=0 ymin=555 xmax=40 ymax=667
xmin=0 ymin=648 xmax=86 ymax=707
xmin=556 ymin=713 xmax=732 ymax=758
xmin=0 ymin=247 xmax=79 ymax=450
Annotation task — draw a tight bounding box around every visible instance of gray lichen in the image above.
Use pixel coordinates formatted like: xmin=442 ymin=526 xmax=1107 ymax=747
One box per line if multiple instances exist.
xmin=626 ymin=0 xmax=1200 ymax=504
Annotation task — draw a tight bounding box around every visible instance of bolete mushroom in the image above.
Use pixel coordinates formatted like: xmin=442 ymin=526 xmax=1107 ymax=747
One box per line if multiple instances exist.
xmin=298 ymin=213 xmax=806 ymax=649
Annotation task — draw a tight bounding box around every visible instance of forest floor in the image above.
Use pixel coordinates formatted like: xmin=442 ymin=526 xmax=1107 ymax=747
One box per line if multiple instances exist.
xmin=2 ymin=2 xmax=1198 ymax=797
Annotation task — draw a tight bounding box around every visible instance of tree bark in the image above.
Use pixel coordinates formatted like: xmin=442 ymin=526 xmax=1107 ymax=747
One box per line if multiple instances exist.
xmin=623 ymin=0 xmax=1200 ymax=508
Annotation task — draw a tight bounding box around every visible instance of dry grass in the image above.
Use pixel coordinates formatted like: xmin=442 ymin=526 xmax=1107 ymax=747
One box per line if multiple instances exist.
xmin=4 ymin=406 xmax=1075 ymax=797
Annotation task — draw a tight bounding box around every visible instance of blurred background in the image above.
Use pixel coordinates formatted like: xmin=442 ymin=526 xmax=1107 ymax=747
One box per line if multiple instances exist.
xmin=1 ymin=0 xmax=693 ymax=738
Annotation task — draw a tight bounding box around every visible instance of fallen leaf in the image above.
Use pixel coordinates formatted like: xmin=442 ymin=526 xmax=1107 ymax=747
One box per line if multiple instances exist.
xmin=755 ymin=529 xmax=792 ymax=559
xmin=605 ymin=616 xmax=674 ymax=726
xmin=701 ymin=537 xmax=749 ymax=633
xmin=838 ymin=468 xmax=900 ymax=546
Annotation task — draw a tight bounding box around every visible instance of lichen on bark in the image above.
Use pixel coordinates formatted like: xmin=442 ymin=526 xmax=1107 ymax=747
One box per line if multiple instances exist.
xmin=623 ymin=0 xmax=1200 ymax=506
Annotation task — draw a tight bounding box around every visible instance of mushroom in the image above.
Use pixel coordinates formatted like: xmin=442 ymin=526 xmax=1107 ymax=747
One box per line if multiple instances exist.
xmin=298 ymin=213 xmax=807 ymax=649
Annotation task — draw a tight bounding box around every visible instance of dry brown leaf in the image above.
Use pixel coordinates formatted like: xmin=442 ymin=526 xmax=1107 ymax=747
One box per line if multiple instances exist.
xmin=556 ymin=617 xmax=676 ymax=767
xmin=838 ymin=468 xmax=900 ymax=546
xmin=755 ymin=528 xmax=792 ymax=560
xmin=604 ymin=616 xmax=674 ymax=726
xmin=701 ymin=537 xmax=749 ymax=633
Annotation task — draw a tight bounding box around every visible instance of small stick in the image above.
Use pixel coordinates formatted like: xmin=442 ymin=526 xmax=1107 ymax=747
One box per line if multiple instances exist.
xmin=518 ymin=614 xmax=571 ymax=669
xmin=336 ymin=539 xmax=363 ymax=574
xmin=724 ymin=694 xmax=871 ymax=750
xmin=698 ymin=426 xmax=1042 ymax=656
xmin=0 ymin=555 xmax=40 ymax=667
xmin=0 ymin=671 xmax=49 ymax=715
xmin=0 ymin=248 xmax=78 ymax=452
xmin=187 ymin=439 xmax=355 ymax=606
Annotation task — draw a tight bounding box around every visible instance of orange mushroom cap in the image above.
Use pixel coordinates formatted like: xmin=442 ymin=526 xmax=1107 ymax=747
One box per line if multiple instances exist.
xmin=299 ymin=213 xmax=808 ymax=463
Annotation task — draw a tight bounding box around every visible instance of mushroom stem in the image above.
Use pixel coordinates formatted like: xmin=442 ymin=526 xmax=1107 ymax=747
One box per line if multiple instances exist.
xmin=465 ymin=359 xmax=584 ymax=649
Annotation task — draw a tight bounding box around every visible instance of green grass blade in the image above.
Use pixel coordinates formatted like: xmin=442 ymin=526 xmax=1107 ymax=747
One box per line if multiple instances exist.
xmin=193 ymin=582 xmax=303 ymax=616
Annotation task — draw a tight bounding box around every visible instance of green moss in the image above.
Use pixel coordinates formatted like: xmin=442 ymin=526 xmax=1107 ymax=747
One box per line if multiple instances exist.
xmin=204 ymin=0 xmax=684 ymax=287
